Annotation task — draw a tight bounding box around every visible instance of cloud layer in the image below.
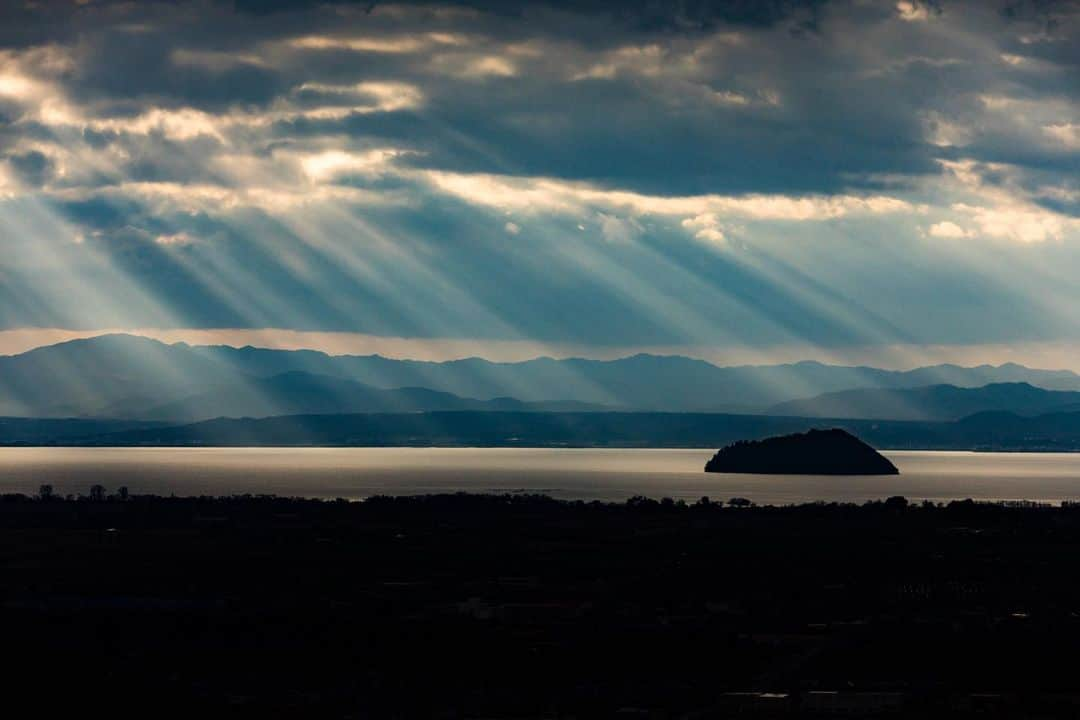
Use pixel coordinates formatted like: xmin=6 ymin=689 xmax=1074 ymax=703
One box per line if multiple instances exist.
xmin=0 ymin=0 xmax=1078 ymax=361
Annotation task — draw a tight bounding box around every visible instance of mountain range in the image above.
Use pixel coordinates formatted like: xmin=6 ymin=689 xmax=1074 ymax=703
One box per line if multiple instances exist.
xmin=0 ymin=335 xmax=607 ymax=420
xmin=6 ymin=332 xmax=1080 ymax=427
xmin=135 ymin=371 xmax=602 ymax=422
xmin=3 ymin=333 xmax=1080 ymax=423
xmin=4 ymin=333 xmax=1080 ymax=450
xmin=183 ymin=341 xmax=1080 ymax=410
xmin=766 ymin=383 xmax=1080 ymax=421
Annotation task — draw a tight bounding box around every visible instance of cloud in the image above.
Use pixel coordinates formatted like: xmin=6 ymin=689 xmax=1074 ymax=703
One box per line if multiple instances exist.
xmin=296 ymin=148 xmax=415 ymax=182
xmin=0 ymin=0 xmax=1077 ymax=358
xmin=936 ymin=159 xmax=1080 ymax=243
xmin=681 ymin=214 xmax=727 ymax=245
xmin=287 ymin=31 xmax=467 ymax=54
xmin=32 ymin=87 xmax=425 ymax=142
xmin=1044 ymin=123 xmax=1080 ymax=149
xmin=953 ymin=203 xmax=1075 ymax=244
xmin=0 ymin=164 xmax=18 ymax=198
xmin=171 ymin=48 xmax=270 ymax=71
xmin=154 ymin=231 xmax=196 ymax=247
xmin=455 ymin=55 xmax=518 ymax=78
xmin=422 ymin=170 xmax=919 ymax=222
xmin=926 ymin=221 xmax=972 ymax=238
xmin=55 ymin=180 xmax=408 ymax=216
xmin=895 ymin=1 xmax=933 ymax=22
xmin=596 ymin=213 xmax=642 ymax=243
xmin=293 ymin=81 xmax=425 ymax=112
xmin=5 ymin=149 xmax=53 ymax=186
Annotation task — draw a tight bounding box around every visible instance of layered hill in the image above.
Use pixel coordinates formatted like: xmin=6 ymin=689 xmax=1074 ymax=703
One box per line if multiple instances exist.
xmin=767 ymin=383 xmax=1080 ymax=421
xmin=4 ymin=333 xmax=1080 ymax=419
xmin=137 ymin=371 xmax=602 ymax=423
xmin=188 ymin=343 xmax=1080 ymax=409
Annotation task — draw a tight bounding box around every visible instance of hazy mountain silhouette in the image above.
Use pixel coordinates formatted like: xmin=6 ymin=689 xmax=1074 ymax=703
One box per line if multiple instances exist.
xmin=0 ymin=335 xmax=239 ymax=418
xmin=766 ymin=382 xmax=1080 ymax=421
xmin=189 ymin=345 xmax=1080 ymax=410
xmin=4 ymin=334 xmax=1080 ymax=418
xmin=137 ymin=371 xmax=605 ymax=422
xmin=188 ymin=346 xmax=740 ymax=410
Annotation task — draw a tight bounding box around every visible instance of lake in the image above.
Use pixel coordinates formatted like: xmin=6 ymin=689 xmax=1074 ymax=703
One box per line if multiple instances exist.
xmin=2 ymin=447 xmax=1080 ymax=505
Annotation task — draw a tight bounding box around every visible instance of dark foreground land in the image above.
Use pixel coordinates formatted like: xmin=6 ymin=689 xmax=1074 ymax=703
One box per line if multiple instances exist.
xmin=6 ymin=492 xmax=1080 ymax=717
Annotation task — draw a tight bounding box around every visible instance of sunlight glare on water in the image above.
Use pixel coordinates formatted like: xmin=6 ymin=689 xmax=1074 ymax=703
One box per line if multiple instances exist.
xmin=2 ymin=447 xmax=1080 ymax=505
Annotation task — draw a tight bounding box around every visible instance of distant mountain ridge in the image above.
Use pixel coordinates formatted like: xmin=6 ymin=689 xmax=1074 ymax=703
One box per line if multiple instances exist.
xmin=136 ymin=371 xmax=605 ymax=423
xmin=188 ymin=343 xmax=1080 ymax=409
xmin=767 ymin=382 xmax=1080 ymax=421
xmin=3 ymin=333 xmax=1080 ymax=419
xmin=0 ymin=335 xmax=234 ymax=418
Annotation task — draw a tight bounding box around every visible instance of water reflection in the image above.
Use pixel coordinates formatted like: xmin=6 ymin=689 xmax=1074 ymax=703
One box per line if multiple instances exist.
xmin=0 ymin=447 xmax=1078 ymax=505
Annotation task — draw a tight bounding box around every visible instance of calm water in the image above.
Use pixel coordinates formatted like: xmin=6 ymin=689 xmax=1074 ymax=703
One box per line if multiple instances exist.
xmin=1 ymin=447 xmax=1080 ymax=505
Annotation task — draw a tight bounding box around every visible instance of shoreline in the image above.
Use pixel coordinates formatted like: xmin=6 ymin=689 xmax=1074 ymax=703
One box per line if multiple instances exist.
xmin=2 ymin=488 xmax=1074 ymax=508
xmin=6 ymin=409 xmax=1080 ymax=451
xmin=4 ymin=442 xmax=1080 ymax=452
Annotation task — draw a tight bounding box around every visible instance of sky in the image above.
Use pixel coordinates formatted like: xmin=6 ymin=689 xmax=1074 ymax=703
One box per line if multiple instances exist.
xmin=0 ymin=0 xmax=1077 ymax=368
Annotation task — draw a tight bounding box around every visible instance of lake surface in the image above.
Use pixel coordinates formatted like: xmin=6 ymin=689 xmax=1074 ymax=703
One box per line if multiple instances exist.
xmin=2 ymin=447 xmax=1080 ymax=505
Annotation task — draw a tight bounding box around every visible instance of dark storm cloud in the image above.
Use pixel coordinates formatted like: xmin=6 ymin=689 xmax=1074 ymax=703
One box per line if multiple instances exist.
xmin=6 ymin=150 xmax=53 ymax=187
xmin=233 ymin=0 xmax=829 ymax=28
xmin=3 ymin=0 xmax=1075 ymax=192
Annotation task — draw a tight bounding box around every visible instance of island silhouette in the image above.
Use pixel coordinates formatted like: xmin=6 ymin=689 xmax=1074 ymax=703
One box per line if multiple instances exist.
xmin=705 ymin=428 xmax=899 ymax=475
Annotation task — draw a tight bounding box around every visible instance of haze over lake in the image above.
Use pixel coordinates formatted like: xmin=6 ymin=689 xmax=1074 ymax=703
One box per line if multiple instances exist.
xmin=3 ymin=448 xmax=1079 ymax=506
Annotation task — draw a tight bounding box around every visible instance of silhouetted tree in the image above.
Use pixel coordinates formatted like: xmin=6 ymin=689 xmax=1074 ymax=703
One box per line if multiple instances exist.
xmin=90 ymin=485 xmax=106 ymax=502
xmin=38 ymin=484 xmax=54 ymax=501
xmin=117 ymin=486 xmax=129 ymax=501
xmin=728 ymin=497 xmax=753 ymax=508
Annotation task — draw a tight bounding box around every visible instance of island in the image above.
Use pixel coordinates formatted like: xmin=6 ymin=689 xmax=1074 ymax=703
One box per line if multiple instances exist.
xmin=704 ymin=428 xmax=900 ymax=475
